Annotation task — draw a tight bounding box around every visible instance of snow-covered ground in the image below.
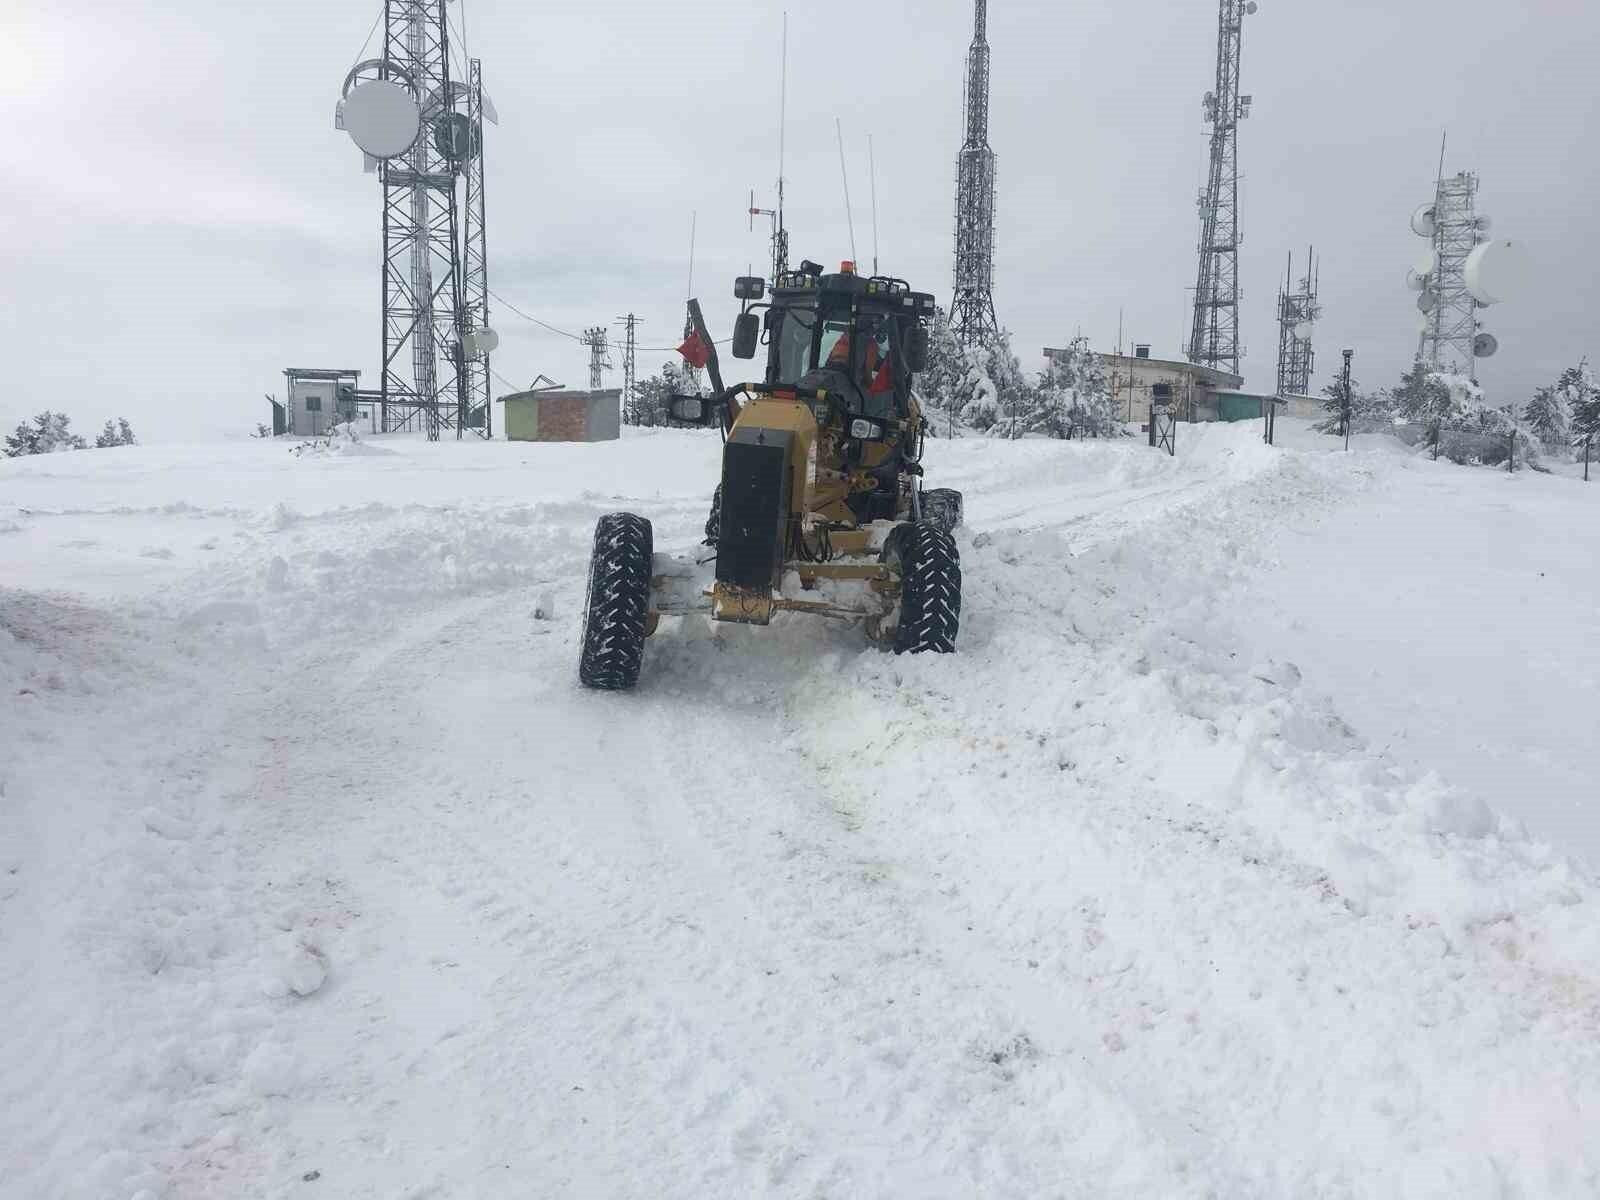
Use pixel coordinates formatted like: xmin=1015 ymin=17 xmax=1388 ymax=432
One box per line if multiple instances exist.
xmin=3 ymin=421 xmax=1597 ymax=1198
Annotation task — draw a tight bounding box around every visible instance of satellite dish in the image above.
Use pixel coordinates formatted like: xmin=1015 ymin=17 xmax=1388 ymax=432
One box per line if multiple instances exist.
xmin=1464 ymin=238 xmax=1528 ymax=306
xmin=342 ymin=79 xmax=421 ymax=159
xmin=432 ymin=111 xmax=479 ymax=162
xmin=1405 ymin=268 xmax=1426 ymax=292
xmin=1414 ymin=247 xmax=1437 ymax=277
xmin=1415 ymin=309 xmax=1432 ymax=333
xmin=1245 ymin=1 xmax=1258 ymax=12
xmin=463 ymin=328 xmax=499 ymax=359
xmin=1417 ymin=290 xmax=1438 ymax=313
xmin=1473 ymin=332 xmax=1499 ymax=358
xmin=1293 ymin=320 xmax=1314 ymax=339
xmin=1410 ymin=203 xmax=1436 ymax=238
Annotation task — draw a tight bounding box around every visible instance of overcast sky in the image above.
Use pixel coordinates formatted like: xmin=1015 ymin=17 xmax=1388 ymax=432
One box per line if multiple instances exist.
xmin=3 ymin=0 xmax=1597 ymax=441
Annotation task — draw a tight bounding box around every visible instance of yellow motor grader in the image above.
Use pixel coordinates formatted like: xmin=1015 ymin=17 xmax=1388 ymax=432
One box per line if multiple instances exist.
xmin=578 ymin=259 xmax=963 ymax=690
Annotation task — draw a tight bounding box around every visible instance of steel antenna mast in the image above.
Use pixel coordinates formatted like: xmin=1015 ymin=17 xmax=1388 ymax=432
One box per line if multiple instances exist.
xmin=1274 ymin=246 xmax=1318 ymax=397
xmin=950 ymin=0 xmax=999 ymax=347
xmin=747 ymin=15 xmax=790 ymax=282
xmin=1188 ymin=0 xmax=1258 ymax=376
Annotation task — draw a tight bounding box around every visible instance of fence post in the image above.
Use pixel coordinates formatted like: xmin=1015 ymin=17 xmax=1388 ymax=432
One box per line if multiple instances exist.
xmin=1585 ymin=434 xmax=1592 ymax=482
xmin=1431 ymin=421 xmax=1441 ymax=461
xmin=1508 ymin=429 xmax=1516 ymax=474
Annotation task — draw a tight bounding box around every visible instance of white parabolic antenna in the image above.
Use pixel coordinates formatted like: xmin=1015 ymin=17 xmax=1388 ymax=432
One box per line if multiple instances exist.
xmin=343 ymin=80 xmax=421 ymax=159
xmin=463 ymin=328 xmax=500 ymax=359
xmin=1405 ymin=268 xmax=1426 ymax=292
xmin=1415 ymin=309 xmax=1432 ymax=333
xmin=1464 ymin=239 xmax=1529 ymax=306
xmin=1410 ymin=203 xmax=1436 ymax=238
xmin=1293 ymin=320 xmax=1314 ymax=339
xmin=1416 ymin=290 xmax=1437 ymax=314
xmin=1473 ymin=332 xmax=1499 ymax=358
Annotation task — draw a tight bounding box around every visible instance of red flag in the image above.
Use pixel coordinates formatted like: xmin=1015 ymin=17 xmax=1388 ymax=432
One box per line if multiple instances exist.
xmin=677 ymin=329 xmax=711 ymax=369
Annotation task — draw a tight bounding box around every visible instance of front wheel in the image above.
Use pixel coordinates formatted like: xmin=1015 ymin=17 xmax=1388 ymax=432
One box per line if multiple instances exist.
xmin=579 ymin=513 xmax=653 ymax=689
xmin=882 ymin=520 xmax=961 ymax=654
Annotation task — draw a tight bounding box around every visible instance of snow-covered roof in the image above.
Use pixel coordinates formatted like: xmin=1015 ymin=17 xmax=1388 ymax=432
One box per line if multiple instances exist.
xmin=1044 ymin=347 xmax=1243 ymax=390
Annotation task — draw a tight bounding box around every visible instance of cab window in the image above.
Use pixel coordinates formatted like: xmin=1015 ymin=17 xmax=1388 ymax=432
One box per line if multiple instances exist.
xmin=773 ymin=306 xmax=816 ymax=384
xmin=818 ymin=320 xmax=853 ymax=371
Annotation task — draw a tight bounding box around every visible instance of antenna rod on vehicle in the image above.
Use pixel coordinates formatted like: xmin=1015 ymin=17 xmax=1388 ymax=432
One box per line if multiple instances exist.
xmin=835 ymin=118 xmax=858 ymax=266
xmin=777 ymin=13 xmax=787 ymax=262
xmin=686 ymin=210 xmax=697 ymax=299
xmin=868 ymin=133 xmax=880 ymax=276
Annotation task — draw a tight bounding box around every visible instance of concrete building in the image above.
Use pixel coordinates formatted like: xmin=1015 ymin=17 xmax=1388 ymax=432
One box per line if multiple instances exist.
xmin=499 ymin=388 xmax=621 ymax=443
xmin=1279 ymin=393 xmax=1324 ymax=421
xmin=278 ymin=368 xmax=370 ymax=437
xmin=1045 ymin=344 xmax=1244 ymax=425
xmin=1042 ymin=344 xmax=1323 ymax=428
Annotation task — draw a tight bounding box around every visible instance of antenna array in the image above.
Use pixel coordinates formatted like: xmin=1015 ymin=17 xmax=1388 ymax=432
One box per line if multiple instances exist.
xmin=1275 ymin=248 xmax=1318 ymax=397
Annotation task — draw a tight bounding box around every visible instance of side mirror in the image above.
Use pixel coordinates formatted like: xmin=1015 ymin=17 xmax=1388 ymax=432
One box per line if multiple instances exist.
xmin=905 ymin=326 xmax=930 ymax=373
xmin=731 ymin=312 xmax=760 ymax=360
xmin=668 ymin=394 xmax=709 ymax=424
xmin=734 ymin=276 xmax=766 ymax=301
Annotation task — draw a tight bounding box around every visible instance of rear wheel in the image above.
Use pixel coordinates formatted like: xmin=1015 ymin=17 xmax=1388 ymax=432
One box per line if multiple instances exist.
xmin=882 ymin=520 xmax=961 ymax=654
xmin=579 ymin=513 xmax=653 ymax=690
xmin=922 ymin=487 xmax=964 ymax=534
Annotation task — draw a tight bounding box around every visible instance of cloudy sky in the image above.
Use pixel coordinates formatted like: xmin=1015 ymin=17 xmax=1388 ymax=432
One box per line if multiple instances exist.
xmin=3 ymin=0 xmax=1596 ymax=441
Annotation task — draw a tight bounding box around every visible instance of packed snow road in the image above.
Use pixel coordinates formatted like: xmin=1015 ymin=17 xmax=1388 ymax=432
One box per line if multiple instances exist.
xmin=3 ymin=424 xmax=1597 ymax=1198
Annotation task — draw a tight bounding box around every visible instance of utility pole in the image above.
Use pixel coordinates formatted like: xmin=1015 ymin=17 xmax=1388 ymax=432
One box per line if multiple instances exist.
xmin=581 ymin=327 xmax=611 ymax=391
xmin=1339 ymin=347 xmax=1354 ymax=451
xmin=616 ymin=314 xmax=638 ymax=424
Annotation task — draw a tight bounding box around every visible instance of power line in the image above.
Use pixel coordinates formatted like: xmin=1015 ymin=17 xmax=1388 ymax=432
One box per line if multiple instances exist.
xmin=486 ymin=288 xmax=585 ymax=341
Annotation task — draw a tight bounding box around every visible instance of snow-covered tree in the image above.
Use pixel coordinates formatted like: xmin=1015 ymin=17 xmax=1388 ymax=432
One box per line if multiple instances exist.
xmin=1030 ymin=336 xmax=1115 ymax=438
xmin=1556 ymin=360 xmax=1599 ymax=445
xmin=630 ymin=361 xmax=704 ymax=427
xmin=1389 ymin=360 xmax=1456 ymax=424
xmin=1316 ymin=375 xmax=1393 ymax=434
xmin=1522 ymin=384 xmax=1569 ymax=451
xmin=94 ymin=417 xmax=137 ymax=448
xmin=952 ymin=352 xmax=1001 ymax=433
xmin=983 ymin=330 xmax=1034 ymax=438
xmin=5 ymin=411 xmax=87 ymax=457
xmin=914 ymin=313 xmax=968 ymax=435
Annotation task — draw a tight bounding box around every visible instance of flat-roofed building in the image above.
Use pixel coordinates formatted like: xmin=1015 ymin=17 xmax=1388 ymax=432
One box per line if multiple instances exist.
xmin=1042 ymin=344 xmax=1243 ymax=425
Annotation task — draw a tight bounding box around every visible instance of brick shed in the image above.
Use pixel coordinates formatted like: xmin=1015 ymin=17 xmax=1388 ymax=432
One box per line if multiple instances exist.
xmin=499 ymin=389 xmax=621 ymax=442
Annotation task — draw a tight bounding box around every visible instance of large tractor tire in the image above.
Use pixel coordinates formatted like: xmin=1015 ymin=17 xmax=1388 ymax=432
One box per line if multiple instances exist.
xmin=882 ymin=520 xmax=961 ymax=654
xmin=579 ymin=512 xmax=653 ymax=690
xmin=703 ymin=484 xmax=722 ymax=546
xmin=922 ymin=487 xmax=964 ymax=534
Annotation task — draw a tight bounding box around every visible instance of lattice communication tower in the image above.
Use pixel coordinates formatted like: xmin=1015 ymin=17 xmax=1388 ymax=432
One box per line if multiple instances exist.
xmin=950 ymin=0 xmax=999 ymax=347
xmin=1275 ymin=248 xmax=1319 ymax=397
xmin=1412 ymin=172 xmax=1484 ymax=377
xmin=1188 ymin=0 xmax=1258 ymax=376
xmin=337 ymin=0 xmax=494 ymax=439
